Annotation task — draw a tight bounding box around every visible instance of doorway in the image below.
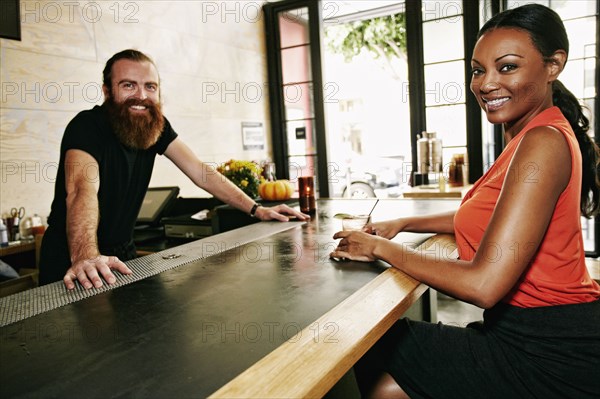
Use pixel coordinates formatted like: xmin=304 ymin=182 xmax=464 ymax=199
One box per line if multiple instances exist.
xmin=323 ymin=4 xmax=410 ymax=198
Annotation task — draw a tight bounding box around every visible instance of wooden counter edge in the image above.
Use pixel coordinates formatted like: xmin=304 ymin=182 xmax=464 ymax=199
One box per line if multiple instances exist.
xmin=402 ymin=185 xmax=472 ymax=199
xmin=586 ymin=258 xmax=600 ymax=283
xmin=0 ymin=240 xmax=36 ymax=257
xmin=209 ymin=234 xmax=456 ymax=399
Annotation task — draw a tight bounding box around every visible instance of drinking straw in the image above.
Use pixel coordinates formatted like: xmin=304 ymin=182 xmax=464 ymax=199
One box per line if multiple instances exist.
xmin=367 ymin=199 xmax=379 ymax=218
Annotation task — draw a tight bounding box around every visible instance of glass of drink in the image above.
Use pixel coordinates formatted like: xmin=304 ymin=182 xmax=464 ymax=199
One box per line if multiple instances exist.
xmin=342 ymin=215 xmax=371 ymax=231
xmin=298 ymin=176 xmax=316 ymax=214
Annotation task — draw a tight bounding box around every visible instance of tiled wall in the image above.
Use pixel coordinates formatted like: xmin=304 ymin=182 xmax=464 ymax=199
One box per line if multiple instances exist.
xmin=0 ymin=0 xmax=271 ymax=220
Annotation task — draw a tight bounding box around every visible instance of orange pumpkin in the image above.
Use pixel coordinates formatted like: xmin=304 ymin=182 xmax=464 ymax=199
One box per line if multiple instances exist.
xmin=259 ymin=179 xmax=294 ymax=201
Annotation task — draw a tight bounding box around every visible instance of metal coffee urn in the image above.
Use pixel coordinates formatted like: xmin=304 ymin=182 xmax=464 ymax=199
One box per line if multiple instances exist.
xmin=414 ymin=131 xmax=442 ymax=186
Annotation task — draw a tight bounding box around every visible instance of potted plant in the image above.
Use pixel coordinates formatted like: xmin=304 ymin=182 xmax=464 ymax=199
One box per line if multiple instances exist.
xmin=217 ymin=159 xmax=263 ymax=199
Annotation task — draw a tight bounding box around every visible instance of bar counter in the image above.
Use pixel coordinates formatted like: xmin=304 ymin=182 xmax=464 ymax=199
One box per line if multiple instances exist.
xmin=0 ymin=198 xmax=460 ymax=398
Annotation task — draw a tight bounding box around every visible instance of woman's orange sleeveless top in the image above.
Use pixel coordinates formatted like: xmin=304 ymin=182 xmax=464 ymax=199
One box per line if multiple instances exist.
xmin=454 ymin=107 xmax=600 ymax=307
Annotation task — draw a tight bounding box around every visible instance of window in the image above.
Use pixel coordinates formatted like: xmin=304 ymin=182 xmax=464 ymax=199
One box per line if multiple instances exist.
xmin=263 ymin=1 xmax=329 ymax=196
xmin=404 ymin=0 xmax=482 ymax=185
xmin=323 ymin=4 xmax=409 ymax=198
xmin=422 ymin=0 xmax=473 ymax=181
xmin=265 ymin=0 xmax=484 ymax=197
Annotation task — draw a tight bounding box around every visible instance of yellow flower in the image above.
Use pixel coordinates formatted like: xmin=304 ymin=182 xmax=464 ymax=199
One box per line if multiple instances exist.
xmin=217 ymin=159 xmax=263 ymax=198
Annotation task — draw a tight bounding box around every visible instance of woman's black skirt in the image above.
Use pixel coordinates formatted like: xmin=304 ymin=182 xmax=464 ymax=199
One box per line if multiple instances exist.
xmin=361 ymin=299 xmax=600 ymax=399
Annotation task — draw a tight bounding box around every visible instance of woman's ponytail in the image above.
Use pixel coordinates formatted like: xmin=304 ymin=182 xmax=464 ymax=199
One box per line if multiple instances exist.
xmin=553 ymin=80 xmax=600 ymax=217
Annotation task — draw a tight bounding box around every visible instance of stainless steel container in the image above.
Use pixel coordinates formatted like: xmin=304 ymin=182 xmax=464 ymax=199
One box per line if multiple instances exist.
xmin=417 ymin=131 xmax=443 ymax=174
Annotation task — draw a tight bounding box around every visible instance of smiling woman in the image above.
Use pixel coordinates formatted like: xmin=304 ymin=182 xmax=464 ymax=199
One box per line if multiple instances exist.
xmin=470 ymin=28 xmax=566 ymax=138
xmin=332 ymin=4 xmax=600 ymax=398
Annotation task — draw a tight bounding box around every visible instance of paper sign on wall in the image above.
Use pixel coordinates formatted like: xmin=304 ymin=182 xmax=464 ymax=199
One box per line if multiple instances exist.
xmin=242 ymin=122 xmax=264 ymax=150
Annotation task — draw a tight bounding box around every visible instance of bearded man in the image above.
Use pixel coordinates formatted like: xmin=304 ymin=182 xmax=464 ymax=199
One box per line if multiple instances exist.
xmin=39 ymin=49 xmax=307 ymax=290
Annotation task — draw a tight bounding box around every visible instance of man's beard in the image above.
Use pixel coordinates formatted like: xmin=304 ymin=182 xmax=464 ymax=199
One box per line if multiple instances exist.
xmin=105 ymin=96 xmax=165 ymax=150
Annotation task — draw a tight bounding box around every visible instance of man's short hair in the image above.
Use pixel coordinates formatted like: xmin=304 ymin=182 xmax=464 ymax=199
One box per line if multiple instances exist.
xmin=102 ymin=49 xmax=157 ymax=90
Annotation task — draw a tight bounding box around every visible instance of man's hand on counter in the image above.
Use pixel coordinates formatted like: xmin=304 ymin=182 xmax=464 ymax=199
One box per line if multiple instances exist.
xmin=255 ymin=204 xmax=310 ymax=222
xmin=63 ymin=256 xmax=133 ymax=290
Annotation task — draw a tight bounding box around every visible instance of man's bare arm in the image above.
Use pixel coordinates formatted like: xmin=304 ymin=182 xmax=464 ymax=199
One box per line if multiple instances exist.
xmin=63 ymin=149 xmax=131 ymax=290
xmin=65 ymin=149 xmax=101 ymax=263
xmin=163 ymin=138 xmax=309 ymax=221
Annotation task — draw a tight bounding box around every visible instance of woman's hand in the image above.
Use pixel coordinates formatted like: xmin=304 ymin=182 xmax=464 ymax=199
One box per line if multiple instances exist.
xmin=364 ymin=219 xmax=406 ymax=239
xmin=330 ymin=230 xmax=384 ymax=262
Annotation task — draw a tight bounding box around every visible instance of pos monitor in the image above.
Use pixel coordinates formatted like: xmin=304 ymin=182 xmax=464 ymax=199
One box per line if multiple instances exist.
xmin=136 ymin=186 xmax=180 ymax=226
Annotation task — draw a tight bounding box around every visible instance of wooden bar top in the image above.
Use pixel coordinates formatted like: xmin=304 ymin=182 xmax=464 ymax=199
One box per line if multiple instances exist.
xmin=210 ymin=234 xmax=456 ymax=398
xmin=402 ymin=184 xmax=472 ymax=199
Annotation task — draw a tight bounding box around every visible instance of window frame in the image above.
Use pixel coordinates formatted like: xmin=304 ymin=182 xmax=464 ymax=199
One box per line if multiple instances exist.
xmin=263 ymin=0 xmax=330 ymax=197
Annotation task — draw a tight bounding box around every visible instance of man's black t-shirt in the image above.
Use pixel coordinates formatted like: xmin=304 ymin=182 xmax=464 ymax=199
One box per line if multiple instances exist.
xmin=39 ymin=104 xmax=177 ymax=284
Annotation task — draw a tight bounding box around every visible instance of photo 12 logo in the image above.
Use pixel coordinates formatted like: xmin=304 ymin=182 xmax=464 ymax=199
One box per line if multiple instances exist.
xmin=200 ymin=1 xmax=262 ymax=23
xmin=199 ymin=320 xmax=339 ymax=344
xmin=1 ymin=81 xmax=103 ymax=105
xmin=19 ymin=1 xmax=140 ymax=24
xmin=2 ymin=161 xmax=58 ymax=184
xmin=200 ymin=81 xmax=339 ymax=104
xmin=422 ymin=1 xmax=462 ymax=22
